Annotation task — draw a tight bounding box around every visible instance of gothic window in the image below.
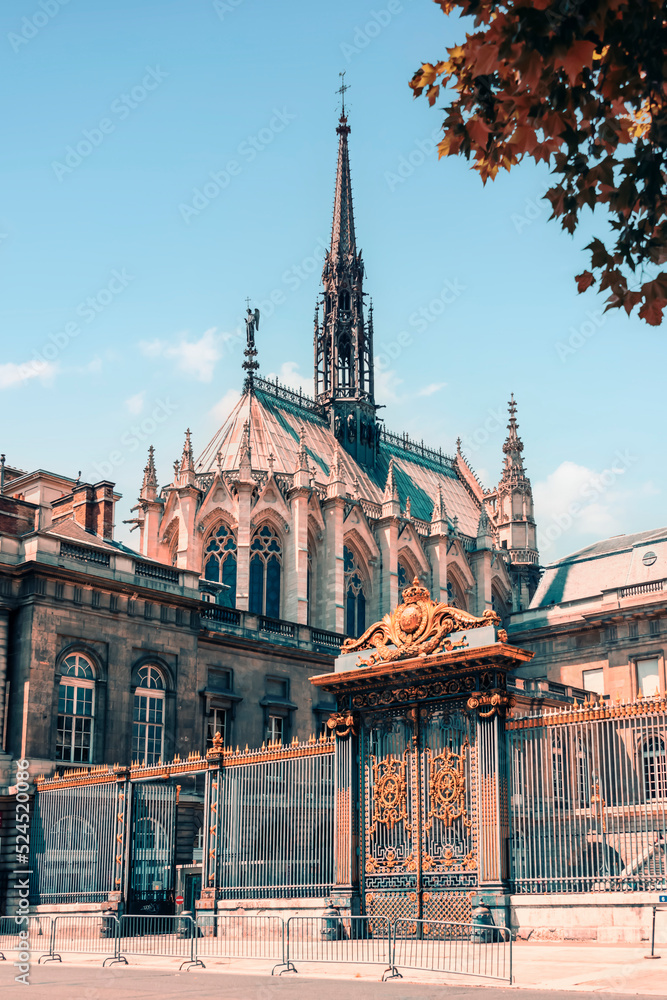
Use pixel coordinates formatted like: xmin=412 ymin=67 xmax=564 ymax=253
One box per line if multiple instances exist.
xmin=643 ymin=737 xmax=667 ymax=800
xmin=249 ymin=525 xmax=282 ymax=618
xmin=338 ymin=333 xmax=353 ymax=388
xmin=132 ymin=665 xmax=165 ymax=765
xmin=307 ymin=548 xmax=314 ymax=625
xmin=338 ymin=289 xmax=350 ymax=311
xmin=398 ymin=560 xmax=409 ymax=592
xmin=447 ymin=574 xmax=467 ymax=611
xmin=56 ymin=652 xmax=95 ymax=764
xmin=203 ymin=524 xmax=237 ymax=607
xmin=344 ymin=545 xmax=367 ymax=638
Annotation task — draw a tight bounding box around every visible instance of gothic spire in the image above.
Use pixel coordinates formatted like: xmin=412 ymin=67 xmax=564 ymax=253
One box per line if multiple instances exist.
xmin=179 ymin=429 xmax=196 ymax=485
xmin=383 ymin=457 xmax=399 ymax=503
xmin=330 ymin=103 xmax=356 ymax=264
xmin=140 ymin=445 xmax=158 ymax=501
xmin=501 ymin=394 xmax=527 ymax=482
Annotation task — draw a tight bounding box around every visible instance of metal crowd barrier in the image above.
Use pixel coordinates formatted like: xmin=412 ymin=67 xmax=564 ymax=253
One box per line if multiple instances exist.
xmin=282 ymin=916 xmax=396 ymax=979
xmin=117 ymin=914 xmax=203 ymax=970
xmin=0 ymin=916 xmax=52 ymax=964
xmin=197 ymin=914 xmax=284 ymax=969
xmin=392 ymin=918 xmax=512 ymax=983
xmin=48 ymin=914 xmax=120 ymax=966
xmin=0 ymin=912 xmax=512 ymax=982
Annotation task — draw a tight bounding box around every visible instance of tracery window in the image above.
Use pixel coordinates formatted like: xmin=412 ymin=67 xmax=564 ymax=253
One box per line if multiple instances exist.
xmin=249 ymin=525 xmax=282 ymax=618
xmin=132 ymin=665 xmax=165 ymax=765
xmin=447 ymin=575 xmax=467 ymax=611
xmin=397 ymin=560 xmax=409 ymax=592
xmin=203 ymin=523 xmax=237 ymax=607
xmin=56 ymin=652 xmax=95 ymax=764
xmin=643 ymin=736 xmax=667 ymax=800
xmin=344 ymin=545 xmax=367 ymax=638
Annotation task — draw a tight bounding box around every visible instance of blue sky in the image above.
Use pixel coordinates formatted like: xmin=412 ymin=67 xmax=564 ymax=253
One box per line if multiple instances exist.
xmin=0 ymin=0 xmax=663 ymax=563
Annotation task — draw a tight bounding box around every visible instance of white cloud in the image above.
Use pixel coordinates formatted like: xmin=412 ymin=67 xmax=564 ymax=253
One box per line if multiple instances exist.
xmin=125 ymin=391 xmax=145 ymax=416
xmin=417 ymin=381 xmax=447 ymax=397
xmin=0 ymin=359 xmax=57 ymax=390
xmin=140 ymin=328 xmax=236 ymax=382
xmin=265 ymin=361 xmax=312 ymax=396
xmin=534 ymin=457 xmax=645 ymax=556
xmin=375 ymin=368 xmax=404 ymax=405
xmin=210 ymin=388 xmax=241 ymax=425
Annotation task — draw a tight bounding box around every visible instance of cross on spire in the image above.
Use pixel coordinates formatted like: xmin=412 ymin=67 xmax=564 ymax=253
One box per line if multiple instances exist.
xmin=337 ymin=71 xmax=350 ymax=117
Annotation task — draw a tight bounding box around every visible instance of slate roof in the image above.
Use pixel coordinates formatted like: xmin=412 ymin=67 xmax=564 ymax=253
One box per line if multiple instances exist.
xmin=530 ymin=527 xmax=667 ymax=608
xmin=196 ymin=385 xmax=483 ymax=537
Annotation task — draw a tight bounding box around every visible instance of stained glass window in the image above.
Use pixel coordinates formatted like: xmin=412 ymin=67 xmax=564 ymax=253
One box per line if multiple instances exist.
xmin=249 ymin=525 xmax=282 ymax=618
xmin=203 ymin=524 xmax=237 ymax=607
xmin=344 ymin=545 xmax=367 ymax=638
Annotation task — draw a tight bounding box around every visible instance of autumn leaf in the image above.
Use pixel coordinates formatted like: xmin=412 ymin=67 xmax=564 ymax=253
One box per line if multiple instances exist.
xmin=554 ymin=41 xmax=598 ymax=85
xmin=576 ymin=271 xmax=595 ymax=292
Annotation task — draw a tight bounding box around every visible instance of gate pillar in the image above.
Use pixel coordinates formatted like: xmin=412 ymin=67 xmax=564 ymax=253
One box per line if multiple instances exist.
xmin=199 ymin=735 xmax=223 ymax=918
xmin=328 ymin=713 xmax=361 ymax=916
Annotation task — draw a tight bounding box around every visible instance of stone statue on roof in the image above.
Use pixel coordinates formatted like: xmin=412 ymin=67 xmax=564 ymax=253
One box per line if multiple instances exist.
xmin=245 ymin=306 xmax=260 ymax=350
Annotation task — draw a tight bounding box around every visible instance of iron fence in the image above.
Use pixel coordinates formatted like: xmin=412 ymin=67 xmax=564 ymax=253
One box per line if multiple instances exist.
xmin=392 ymin=918 xmax=511 ymax=982
xmin=196 ymin=913 xmax=284 ymax=962
xmin=49 ymin=913 xmax=119 ymax=965
xmin=216 ymin=749 xmax=335 ymax=898
xmin=508 ymin=699 xmax=667 ymax=893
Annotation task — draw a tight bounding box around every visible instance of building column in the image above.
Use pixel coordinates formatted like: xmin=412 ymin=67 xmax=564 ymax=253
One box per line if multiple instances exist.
xmin=288 ymin=489 xmax=310 ymax=624
xmin=426 ymin=537 xmax=448 ymax=605
xmin=322 ymin=498 xmax=345 ymax=633
xmin=330 ymin=721 xmax=360 ymax=915
xmin=376 ymin=517 xmax=398 ymax=618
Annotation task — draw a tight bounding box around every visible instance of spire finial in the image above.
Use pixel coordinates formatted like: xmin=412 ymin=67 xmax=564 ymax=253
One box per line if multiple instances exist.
xmin=140 ymin=445 xmax=158 ymax=501
xmin=501 ymin=393 xmax=526 ymax=481
xmin=337 ymin=71 xmax=350 ymax=118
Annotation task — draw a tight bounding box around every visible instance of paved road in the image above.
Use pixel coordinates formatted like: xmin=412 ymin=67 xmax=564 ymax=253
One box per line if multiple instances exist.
xmin=0 ymin=965 xmax=664 ymax=1000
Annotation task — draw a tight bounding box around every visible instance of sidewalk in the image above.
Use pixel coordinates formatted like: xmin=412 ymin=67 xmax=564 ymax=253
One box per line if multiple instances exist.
xmin=11 ymin=942 xmax=664 ymax=994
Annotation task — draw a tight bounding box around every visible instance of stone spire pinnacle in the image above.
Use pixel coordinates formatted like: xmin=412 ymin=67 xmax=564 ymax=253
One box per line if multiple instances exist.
xmin=431 ymin=484 xmax=447 ymax=525
xmin=501 ymin=394 xmax=526 ymax=482
xmin=238 ymin=418 xmax=252 ymax=482
xmin=178 ymin=429 xmax=196 ymax=486
xmin=297 ymin=425 xmax=308 ymax=471
xmin=140 ymin=445 xmax=158 ymax=501
xmin=383 ymin=457 xmax=399 ymax=503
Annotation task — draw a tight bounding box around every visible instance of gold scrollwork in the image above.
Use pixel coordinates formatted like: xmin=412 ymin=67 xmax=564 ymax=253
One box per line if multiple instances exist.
xmin=326 ymin=711 xmax=357 ymax=737
xmin=427 ymin=738 xmax=471 ymax=829
xmin=370 ymin=754 xmax=408 ymax=835
xmin=341 ymin=577 xmax=500 ymax=666
xmin=467 ymin=692 xmax=515 ymax=718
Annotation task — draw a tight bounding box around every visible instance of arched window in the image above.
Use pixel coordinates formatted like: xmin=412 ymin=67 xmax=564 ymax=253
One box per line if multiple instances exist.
xmin=56 ymin=652 xmax=95 ymax=764
xmin=307 ymin=547 xmax=314 ymax=626
xmin=344 ymin=545 xmax=367 ymax=638
xmin=203 ymin=524 xmax=237 ymax=607
xmin=643 ymin=737 xmax=667 ymax=800
xmin=249 ymin=525 xmax=282 ymax=618
xmin=398 ymin=560 xmax=409 ymax=592
xmin=132 ymin=665 xmax=165 ymax=765
xmin=447 ymin=574 xmax=467 ymax=611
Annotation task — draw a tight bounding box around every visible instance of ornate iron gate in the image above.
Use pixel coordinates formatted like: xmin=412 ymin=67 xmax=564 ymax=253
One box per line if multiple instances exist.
xmin=361 ymin=704 xmax=478 ymax=925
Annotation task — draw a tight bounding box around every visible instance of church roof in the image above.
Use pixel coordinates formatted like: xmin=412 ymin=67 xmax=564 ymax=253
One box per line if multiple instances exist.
xmin=530 ymin=526 xmax=667 ymax=608
xmin=195 ymin=379 xmax=482 ymax=537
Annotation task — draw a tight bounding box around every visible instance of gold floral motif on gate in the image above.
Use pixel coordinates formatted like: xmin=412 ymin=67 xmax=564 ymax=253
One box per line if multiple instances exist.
xmin=370 ymin=754 xmax=408 ymax=835
xmin=427 ymin=738 xmax=471 ymax=830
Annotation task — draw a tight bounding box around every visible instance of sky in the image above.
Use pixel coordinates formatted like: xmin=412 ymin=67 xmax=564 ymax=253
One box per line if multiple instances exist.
xmin=0 ymin=0 xmax=664 ymax=565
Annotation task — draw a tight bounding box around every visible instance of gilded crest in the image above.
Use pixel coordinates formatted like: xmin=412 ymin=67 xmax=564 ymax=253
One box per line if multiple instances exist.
xmin=341 ymin=577 xmax=500 ymax=667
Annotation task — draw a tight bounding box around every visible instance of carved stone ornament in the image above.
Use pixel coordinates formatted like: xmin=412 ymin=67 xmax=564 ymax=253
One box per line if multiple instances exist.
xmin=341 ymin=577 xmax=500 ymax=667
xmin=326 ymin=711 xmax=357 ymax=737
xmin=466 ymin=691 xmax=515 ymax=718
